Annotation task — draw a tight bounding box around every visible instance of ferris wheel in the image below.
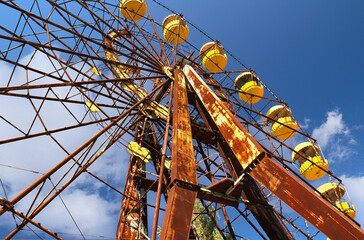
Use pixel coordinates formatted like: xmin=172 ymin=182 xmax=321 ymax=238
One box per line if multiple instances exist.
xmin=0 ymin=0 xmax=362 ymax=239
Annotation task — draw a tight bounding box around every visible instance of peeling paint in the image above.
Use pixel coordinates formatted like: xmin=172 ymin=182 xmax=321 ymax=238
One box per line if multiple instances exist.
xmin=160 ymin=67 xmax=198 ymax=239
xmin=183 ymin=65 xmax=262 ymax=169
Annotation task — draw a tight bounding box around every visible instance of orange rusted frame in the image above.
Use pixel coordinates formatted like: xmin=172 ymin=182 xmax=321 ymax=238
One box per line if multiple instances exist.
xmin=251 ymin=156 xmax=364 ymax=240
xmin=183 ymin=65 xmax=364 ymax=240
xmin=159 ymin=67 xmax=198 ymax=239
xmin=191 ymin=77 xmax=292 ymax=239
xmin=116 ymin=156 xmax=146 ymax=240
xmin=184 ymin=65 xmax=263 ymax=169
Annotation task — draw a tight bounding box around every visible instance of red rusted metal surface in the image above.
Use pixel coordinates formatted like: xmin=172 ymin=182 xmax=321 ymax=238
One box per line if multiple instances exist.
xmin=191 ymin=123 xmax=217 ymax=145
xmin=169 ymin=68 xmax=198 ymax=185
xmin=184 ymin=65 xmax=364 ymax=240
xmin=183 ymin=65 xmax=263 ymax=170
xmin=159 ymin=67 xmax=198 ymax=239
xmin=116 ymin=156 xmax=146 ymax=240
xmin=205 ymin=178 xmax=243 ymax=198
xmin=198 ymin=179 xmax=243 ymax=207
xmin=250 ymin=156 xmax=364 ymax=240
xmin=151 ymin=82 xmax=174 ymax=240
xmin=191 ymin=70 xmax=293 ymax=240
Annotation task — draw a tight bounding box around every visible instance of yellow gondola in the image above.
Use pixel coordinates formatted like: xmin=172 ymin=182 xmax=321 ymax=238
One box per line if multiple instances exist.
xmin=200 ymin=42 xmax=227 ymax=73
xmin=299 ymin=156 xmax=328 ymax=180
xmin=119 ymin=0 xmax=147 ymax=21
xmin=317 ymin=183 xmax=345 ymax=203
xmin=140 ymin=147 xmax=151 ymax=163
xmin=266 ymin=105 xmax=297 ymax=140
xmin=271 ymin=116 xmax=298 ymax=140
xmin=336 ymin=202 xmax=356 ymax=219
xmin=85 ymin=102 xmax=100 ymax=112
xmin=292 ymin=141 xmax=321 ymax=165
xmin=162 ymin=14 xmax=189 ymax=45
xmin=164 ymin=160 xmax=171 ymax=170
xmin=127 ymin=141 xmax=141 ymax=155
xmin=127 ymin=141 xmax=151 ymax=162
xmin=235 ymin=72 xmax=264 ymax=104
xmin=239 ymin=81 xmax=264 ymax=104
xmin=266 ymin=105 xmax=292 ymax=124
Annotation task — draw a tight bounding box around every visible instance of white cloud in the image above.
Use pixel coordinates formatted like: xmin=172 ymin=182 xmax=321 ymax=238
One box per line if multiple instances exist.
xmin=0 ymin=50 xmax=128 ymax=238
xmin=0 ymin=51 xmax=100 ymax=193
xmin=312 ymin=109 xmax=349 ymax=148
xmin=300 ymin=117 xmax=311 ymax=129
xmin=35 ymin=189 xmax=120 ymax=237
xmin=311 ymin=109 xmax=356 ymax=162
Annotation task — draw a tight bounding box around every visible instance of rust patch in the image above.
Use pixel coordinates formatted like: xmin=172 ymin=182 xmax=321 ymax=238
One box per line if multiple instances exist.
xmin=116 ymin=161 xmax=146 ymax=239
xmin=159 ymin=67 xmax=198 ymax=239
xmin=160 ymin=186 xmax=197 ymax=239
xmin=170 ymin=67 xmax=197 ymax=184
xmin=183 ymin=65 xmax=263 ymax=169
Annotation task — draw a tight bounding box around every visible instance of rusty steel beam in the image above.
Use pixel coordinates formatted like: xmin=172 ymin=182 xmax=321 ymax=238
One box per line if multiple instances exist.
xmin=103 ymin=30 xmax=160 ymax=70
xmin=0 ymin=91 xmax=132 ymax=109
xmin=184 ymin=65 xmax=263 ymax=169
xmin=144 ymin=0 xmax=171 ymax=66
xmin=190 ymin=68 xmax=292 ymax=239
xmin=117 ymin=119 xmax=148 ymax=240
xmin=0 ymin=75 xmax=163 ymax=92
xmin=159 ymin=67 xmax=198 ymax=239
xmin=234 ymin=207 xmax=268 ymax=240
xmin=241 ymin=175 xmax=293 ymax=240
xmin=195 ymin=142 xmax=237 ymax=238
xmin=116 ymin=156 xmax=146 ymax=239
xmin=0 ymin=34 xmax=162 ymax=75
xmin=183 ymin=65 xmax=364 ymax=240
xmin=0 ymin=55 xmax=137 ymax=107
xmin=193 ymin=90 xmax=292 ymax=240
xmin=151 ymin=81 xmax=174 ymax=240
xmin=0 ymin=116 xmax=118 ymax=145
xmin=110 ymin=2 xmax=166 ymax=66
xmin=250 ymin=156 xmax=364 ymax=240
xmin=191 ymin=122 xmax=217 ymax=146
xmin=3 ymin=127 xmax=134 ymax=239
xmin=128 ymin=175 xmax=246 ymax=208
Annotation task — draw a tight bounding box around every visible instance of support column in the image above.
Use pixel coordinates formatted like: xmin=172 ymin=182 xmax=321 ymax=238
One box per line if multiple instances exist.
xmin=116 ymin=156 xmax=145 ymax=239
xmin=160 ymin=67 xmax=198 ymax=239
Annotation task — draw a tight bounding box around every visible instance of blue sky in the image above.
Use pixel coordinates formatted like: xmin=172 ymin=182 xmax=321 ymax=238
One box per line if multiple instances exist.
xmin=0 ymin=0 xmax=364 ymax=239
